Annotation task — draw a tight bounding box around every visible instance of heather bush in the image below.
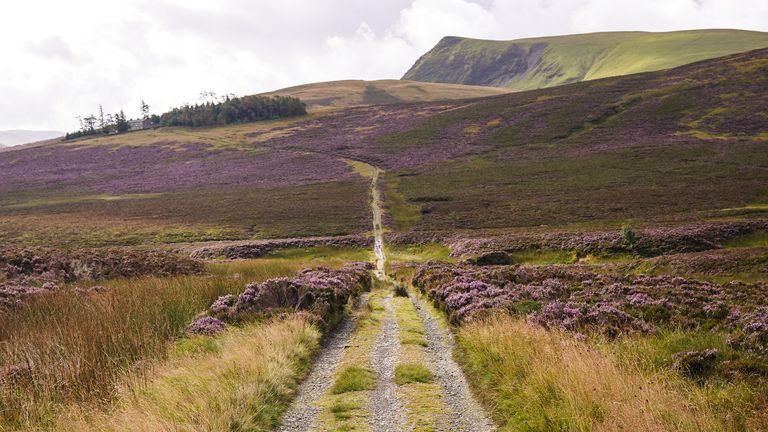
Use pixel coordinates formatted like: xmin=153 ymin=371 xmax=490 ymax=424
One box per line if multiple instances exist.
xmin=448 ymin=221 xmax=768 ymax=258
xmin=640 ymin=247 xmax=768 ymax=280
xmin=728 ymin=306 xmax=768 ymax=355
xmin=189 ymin=235 xmax=372 ymax=259
xmin=206 ymin=262 xmax=373 ymax=326
xmin=672 ymin=349 xmax=720 ymax=380
xmin=0 ymin=247 xmax=202 ymax=311
xmin=187 ymin=316 xmax=226 ymax=336
xmin=0 ymin=246 xmax=201 ymax=283
xmin=412 ymin=261 xmax=768 ymax=338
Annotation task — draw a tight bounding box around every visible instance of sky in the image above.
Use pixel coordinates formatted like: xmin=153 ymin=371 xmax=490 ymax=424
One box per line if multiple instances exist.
xmin=1 ymin=0 xmax=767 ymax=132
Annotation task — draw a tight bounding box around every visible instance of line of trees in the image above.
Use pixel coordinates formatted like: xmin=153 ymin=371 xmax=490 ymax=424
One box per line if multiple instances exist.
xmin=65 ymin=100 xmax=158 ymax=140
xmin=64 ymin=93 xmax=307 ymax=141
xmin=159 ymin=95 xmax=306 ymax=128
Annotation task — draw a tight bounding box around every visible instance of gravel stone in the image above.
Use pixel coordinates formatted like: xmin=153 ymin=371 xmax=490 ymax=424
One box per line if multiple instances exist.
xmin=276 ymin=294 xmax=369 ymax=432
xmin=369 ymin=294 xmax=407 ymax=432
xmin=410 ymin=295 xmax=496 ymax=431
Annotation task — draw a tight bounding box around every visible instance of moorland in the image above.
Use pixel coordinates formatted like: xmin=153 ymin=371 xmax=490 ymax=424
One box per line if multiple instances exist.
xmin=1 ymin=30 xmax=767 ymax=432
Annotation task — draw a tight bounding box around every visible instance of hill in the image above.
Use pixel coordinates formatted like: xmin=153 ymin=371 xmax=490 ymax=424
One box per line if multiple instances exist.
xmin=0 ymin=48 xmax=766 ymax=246
xmin=402 ymin=29 xmax=768 ymax=91
xmin=0 ymin=130 xmax=63 ymax=146
xmin=259 ymin=79 xmax=510 ymax=111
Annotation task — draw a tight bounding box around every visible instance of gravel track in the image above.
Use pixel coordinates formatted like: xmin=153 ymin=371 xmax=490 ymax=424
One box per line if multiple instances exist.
xmin=410 ymin=295 xmax=497 ymax=431
xmin=369 ymin=294 xmax=407 ymax=432
xmin=276 ymin=294 xmax=369 ymax=432
xmin=278 ymin=159 xmax=495 ymax=431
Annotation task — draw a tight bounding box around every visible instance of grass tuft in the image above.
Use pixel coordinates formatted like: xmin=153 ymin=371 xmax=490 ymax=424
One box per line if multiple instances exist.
xmin=393 ymin=284 xmax=409 ymax=297
xmin=171 ymin=336 xmax=221 ymax=357
xmin=395 ymin=364 xmax=434 ymax=385
xmin=331 ymin=367 xmax=376 ymax=394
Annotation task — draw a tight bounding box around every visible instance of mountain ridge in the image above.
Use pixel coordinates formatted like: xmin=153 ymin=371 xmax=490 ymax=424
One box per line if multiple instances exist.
xmin=402 ymin=29 xmax=768 ymax=91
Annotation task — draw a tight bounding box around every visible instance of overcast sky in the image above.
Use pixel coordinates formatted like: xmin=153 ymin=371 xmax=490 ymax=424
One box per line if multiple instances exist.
xmin=1 ymin=0 xmax=767 ymax=131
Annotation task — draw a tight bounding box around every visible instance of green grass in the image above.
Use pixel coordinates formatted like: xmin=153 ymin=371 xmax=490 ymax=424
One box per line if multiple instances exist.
xmin=386 ymin=243 xmax=453 ymax=264
xmin=389 ymin=141 xmax=768 ymax=230
xmin=390 ymin=287 xmax=450 ymax=430
xmin=395 ymin=364 xmax=434 ymax=385
xmin=206 ymin=259 xmax=318 ymax=279
xmin=404 ymin=29 xmax=768 ymax=90
xmin=263 ymin=246 xmax=372 ymax=262
xmin=3 ymin=193 xmax=164 ymax=209
xmin=509 ymin=249 xmax=577 ymax=264
xmin=609 ymin=330 xmax=733 ymax=371
xmin=331 ymin=367 xmax=377 ymax=394
xmin=261 ymin=79 xmax=509 ymax=112
xmin=329 ymin=399 xmax=363 ymax=421
xmin=724 ymin=230 xmax=768 ymax=248
xmin=317 ymin=292 xmax=386 ymax=431
xmin=385 ymin=173 xmax=422 ymax=231
xmin=171 ymin=335 xmax=222 ymax=357
xmin=386 ymin=49 xmax=768 ymax=232
xmin=393 ymin=296 xmax=428 ymax=347
xmin=344 ymin=159 xmax=379 ymax=178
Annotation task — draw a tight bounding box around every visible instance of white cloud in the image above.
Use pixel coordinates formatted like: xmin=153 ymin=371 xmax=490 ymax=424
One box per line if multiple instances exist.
xmin=393 ymin=0 xmax=500 ymax=48
xmin=1 ymin=0 xmax=767 ymax=131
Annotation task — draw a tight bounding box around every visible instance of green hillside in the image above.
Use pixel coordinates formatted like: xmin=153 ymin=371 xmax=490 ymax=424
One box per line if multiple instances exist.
xmin=259 ymin=79 xmax=510 ymax=111
xmin=403 ymin=29 xmax=768 ymax=91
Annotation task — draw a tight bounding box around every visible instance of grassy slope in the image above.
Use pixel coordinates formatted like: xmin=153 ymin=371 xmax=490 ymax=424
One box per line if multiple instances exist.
xmin=403 ymin=29 xmax=768 ymax=90
xmin=260 ymin=79 xmax=510 ymax=112
xmin=386 ymin=48 xmax=768 ymax=231
xmin=0 ymin=119 xmax=371 ymax=247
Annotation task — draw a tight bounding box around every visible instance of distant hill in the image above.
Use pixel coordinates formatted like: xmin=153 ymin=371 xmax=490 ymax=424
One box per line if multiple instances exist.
xmin=259 ymin=79 xmax=510 ymax=111
xmin=403 ymin=29 xmax=768 ymax=91
xmin=0 ymin=130 xmax=63 ymax=146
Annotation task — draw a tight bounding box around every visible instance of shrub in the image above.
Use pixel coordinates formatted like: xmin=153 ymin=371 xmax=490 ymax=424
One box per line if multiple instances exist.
xmin=621 ymin=224 xmax=637 ymax=246
xmin=207 ymin=262 xmax=373 ymax=326
xmin=672 ymin=349 xmax=720 ymax=380
xmin=394 ymin=284 xmax=409 ymax=297
xmin=411 ymin=261 xmax=766 ymax=338
xmin=187 ymin=316 xmax=226 ymax=336
xmin=471 ymin=251 xmax=514 ymax=266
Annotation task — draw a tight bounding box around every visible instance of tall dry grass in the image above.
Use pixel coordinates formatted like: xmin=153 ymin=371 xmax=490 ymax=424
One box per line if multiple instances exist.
xmin=457 ymin=315 xmax=725 ymax=431
xmin=56 ymin=316 xmax=320 ymax=431
xmin=0 ymin=260 xmax=302 ymax=430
